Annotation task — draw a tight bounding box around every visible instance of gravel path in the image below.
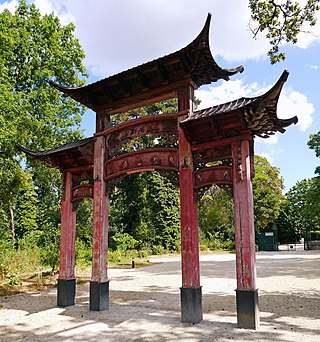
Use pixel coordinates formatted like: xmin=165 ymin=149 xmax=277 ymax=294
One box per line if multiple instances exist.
xmin=0 ymin=250 xmax=319 ymax=341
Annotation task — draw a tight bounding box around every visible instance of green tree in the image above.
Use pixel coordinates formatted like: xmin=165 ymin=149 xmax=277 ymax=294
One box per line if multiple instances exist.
xmin=143 ymin=172 xmax=180 ymax=251
xmin=279 ymin=179 xmax=319 ymax=243
xmin=308 ymin=131 xmax=320 ymax=175
xmin=109 ymin=171 xmax=180 ymax=253
xmin=14 ymin=173 xmax=38 ymax=240
xmin=0 ymin=159 xmax=28 ymax=240
xmin=198 ymin=186 xmax=234 ymax=250
xmin=306 ymin=132 xmax=320 ymax=230
xmin=249 ymin=0 xmax=320 ymax=63
xmin=275 ymin=199 xmax=300 ymax=243
xmin=0 ymin=1 xmax=87 ymax=241
xmin=108 ymin=99 xmax=181 ymax=253
xmin=253 ymin=155 xmax=284 ymax=231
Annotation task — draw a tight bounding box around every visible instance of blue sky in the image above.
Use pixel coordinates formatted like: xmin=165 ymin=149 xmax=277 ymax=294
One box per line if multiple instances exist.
xmin=1 ymin=0 xmax=320 ymax=192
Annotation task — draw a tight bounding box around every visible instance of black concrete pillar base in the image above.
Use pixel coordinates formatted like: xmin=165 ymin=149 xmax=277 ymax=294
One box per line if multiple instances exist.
xmin=57 ymin=278 xmax=76 ymax=307
xmin=180 ymin=286 xmax=203 ymax=323
xmin=236 ymin=289 xmax=259 ymax=329
xmin=90 ymin=280 xmax=109 ymax=311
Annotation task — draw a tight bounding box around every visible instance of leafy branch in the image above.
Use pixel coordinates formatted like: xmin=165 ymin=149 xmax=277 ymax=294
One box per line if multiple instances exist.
xmin=249 ymin=0 xmax=320 ymax=63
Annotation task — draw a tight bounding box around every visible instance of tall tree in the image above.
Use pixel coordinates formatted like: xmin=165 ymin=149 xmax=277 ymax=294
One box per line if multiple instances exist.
xmin=249 ymin=0 xmax=320 ymax=63
xmin=307 ymin=132 xmax=320 ymax=227
xmin=252 ymin=155 xmax=284 ymax=231
xmin=0 ymin=1 xmax=87 ymax=240
xmin=108 ymin=171 xmax=180 ymax=253
xmin=198 ymin=186 xmax=234 ymax=246
xmin=280 ymin=179 xmax=319 ymax=241
xmin=308 ymin=132 xmax=320 ymax=175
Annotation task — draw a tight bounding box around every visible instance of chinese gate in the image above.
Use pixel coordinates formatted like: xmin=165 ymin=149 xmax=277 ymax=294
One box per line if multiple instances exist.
xmin=20 ymin=14 xmax=297 ymax=329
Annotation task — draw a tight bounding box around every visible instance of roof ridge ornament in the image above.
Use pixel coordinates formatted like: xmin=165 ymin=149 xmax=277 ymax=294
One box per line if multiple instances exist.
xmin=194 ymin=12 xmax=212 ymax=50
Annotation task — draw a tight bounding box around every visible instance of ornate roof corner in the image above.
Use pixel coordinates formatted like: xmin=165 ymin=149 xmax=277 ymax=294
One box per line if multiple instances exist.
xmin=188 ymin=12 xmax=212 ymax=52
xmin=252 ymin=70 xmax=298 ymax=137
xmin=181 ymin=12 xmax=244 ymax=83
xmin=259 ymin=69 xmax=289 ymax=103
xmin=182 ymin=70 xmax=298 ymax=139
xmin=49 ymin=80 xmax=74 ymax=94
xmin=17 ymin=137 xmax=94 ymax=168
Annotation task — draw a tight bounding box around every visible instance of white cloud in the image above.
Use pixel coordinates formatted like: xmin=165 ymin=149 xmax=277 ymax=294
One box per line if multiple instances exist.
xmin=257 ymin=152 xmax=274 ymax=164
xmin=310 ymin=65 xmax=319 ymax=70
xmin=256 ymin=135 xmax=279 ymax=145
xmin=278 ymin=89 xmax=314 ymax=131
xmin=0 ymin=0 xmax=18 ymax=13
xmin=196 ymin=79 xmax=262 ymax=110
xmin=296 ymin=11 xmax=320 ymax=49
xmin=2 ymin=0 xmax=319 ymax=77
xmin=0 ymin=0 xmax=74 ymax=25
xmin=33 ymin=0 xmax=74 ymax=26
xmin=196 ymin=78 xmax=315 ymax=139
xmin=14 ymin=0 xmax=269 ymax=77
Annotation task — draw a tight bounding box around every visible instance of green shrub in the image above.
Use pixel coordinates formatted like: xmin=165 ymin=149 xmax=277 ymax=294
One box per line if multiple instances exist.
xmin=0 ymin=234 xmax=42 ymax=280
xmin=112 ymin=233 xmax=138 ymax=252
xmin=6 ymin=273 xmax=22 ymax=286
xmin=151 ymin=245 xmax=165 ymax=255
xmin=75 ymin=238 xmax=92 ymax=268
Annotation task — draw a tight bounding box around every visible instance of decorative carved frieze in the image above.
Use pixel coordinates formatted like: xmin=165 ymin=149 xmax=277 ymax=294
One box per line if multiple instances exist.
xmin=105 ymin=116 xmax=178 ymax=147
xmin=71 ymin=184 xmax=93 ymax=202
xmin=193 ymin=145 xmax=232 ymax=165
xmin=194 ymin=166 xmax=232 ymax=189
xmin=105 ymin=148 xmax=178 ymax=180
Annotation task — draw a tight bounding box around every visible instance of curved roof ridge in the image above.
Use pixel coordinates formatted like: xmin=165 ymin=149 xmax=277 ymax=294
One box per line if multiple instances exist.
xmin=259 ymin=69 xmax=289 ymax=103
xmin=183 ymin=70 xmax=298 ymax=137
xmin=190 ymin=70 xmax=292 ymax=120
xmin=17 ymin=137 xmax=94 ymax=157
xmin=49 ymin=14 xmax=244 ymax=111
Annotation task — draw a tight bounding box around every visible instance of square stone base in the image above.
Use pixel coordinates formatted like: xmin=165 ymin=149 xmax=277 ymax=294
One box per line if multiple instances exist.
xmin=236 ymin=289 xmax=259 ymax=329
xmin=180 ymin=287 xmax=203 ymax=323
xmin=90 ymin=281 xmax=109 ymax=311
xmin=57 ymin=278 xmax=76 ymax=307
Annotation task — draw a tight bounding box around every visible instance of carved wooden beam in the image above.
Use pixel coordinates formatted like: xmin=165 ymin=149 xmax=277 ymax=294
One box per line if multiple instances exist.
xmin=71 ymin=184 xmax=94 ymax=202
xmin=194 ymin=166 xmax=232 ymax=189
xmin=105 ymin=147 xmax=178 ymax=181
xmin=101 ymin=113 xmax=183 ymax=148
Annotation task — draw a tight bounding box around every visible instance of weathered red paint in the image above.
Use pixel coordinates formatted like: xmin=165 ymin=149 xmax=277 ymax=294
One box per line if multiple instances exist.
xmin=101 ymin=113 xmax=183 ymax=146
xmin=105 ymin=147 xmax=178 ymax=180
xmin=194 ymin=166 xmax=232 ymax=189
xmin=96 ymin=111 xmax=111 ymax=133
xmin=71 ymin=184 xmax=93 ymax=201
xmin=191 ymin=133 xmax=252 ymax=152
xmin=232 ymin=140 xmax=256 ymax=290
xmin=92 ymin=136 xmax=109 ymax=283
xmin=59 ymin=171 xmax=76 ymax=279
xmin=178 ymin=85 xmax=200 ymax=289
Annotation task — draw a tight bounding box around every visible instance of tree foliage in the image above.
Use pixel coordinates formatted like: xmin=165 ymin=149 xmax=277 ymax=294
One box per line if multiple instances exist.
xmin=249 ymin=0 xmax=320 ymax=63
xmin=308 ymin=131 xmax=320 ymax=175
xmin=109 ymin=171 xmax=180 ymax=253
xmin=198 ymin=186 xmax=234 ymax=250
xmin=276 ymin=178 xmax=320 ymax=243
xmin=252 ymin=155 xmax=284 ymax=231
xmin=0 ymin=0 xmax=87 ymax=242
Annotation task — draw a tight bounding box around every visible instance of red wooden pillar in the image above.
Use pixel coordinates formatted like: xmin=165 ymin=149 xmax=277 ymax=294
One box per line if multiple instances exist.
xmin=232 ymin=140 xmax=259 ymax=329
xmin=90 ymin=135 xmax=109 ymax=311
xmin=178 ymin=85 xmax=202 ymax=323
xmin=57 ymin=171 xmax=77 ymax=307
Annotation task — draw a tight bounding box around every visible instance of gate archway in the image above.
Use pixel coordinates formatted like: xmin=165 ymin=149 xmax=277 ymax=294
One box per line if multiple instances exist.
xmin=20 ymin=13 xmax=297 ymax=329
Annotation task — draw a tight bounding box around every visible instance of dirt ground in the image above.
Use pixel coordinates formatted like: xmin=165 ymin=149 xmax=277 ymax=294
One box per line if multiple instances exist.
xmin=0 ymin=249 xmax=319 ymax=341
